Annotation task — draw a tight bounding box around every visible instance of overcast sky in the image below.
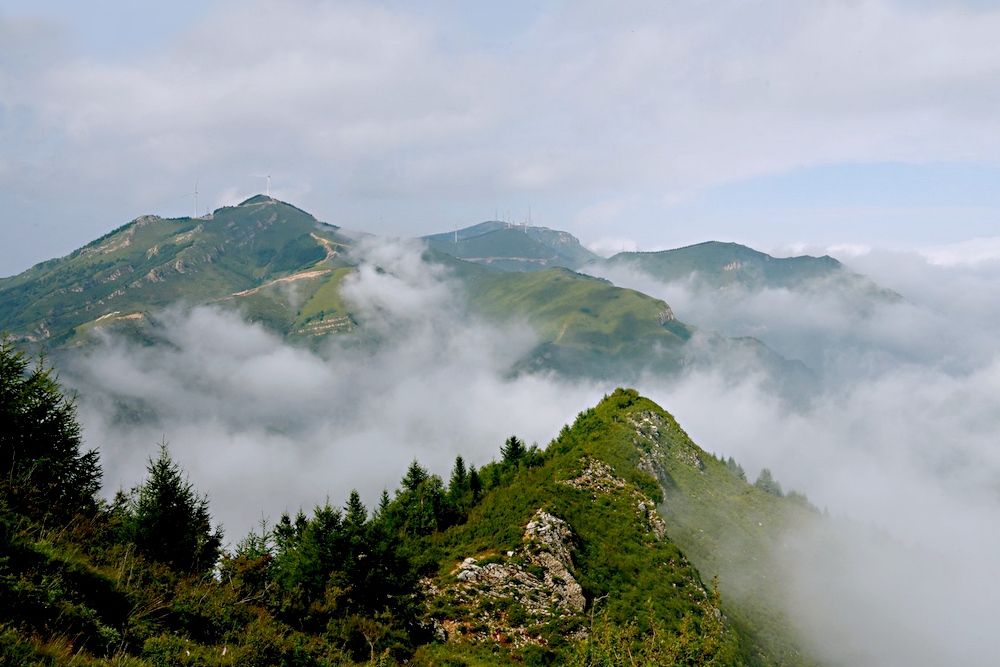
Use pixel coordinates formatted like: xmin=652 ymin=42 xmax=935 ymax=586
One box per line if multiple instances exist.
xmin=2 ymin=0 xmax=999 ymax=275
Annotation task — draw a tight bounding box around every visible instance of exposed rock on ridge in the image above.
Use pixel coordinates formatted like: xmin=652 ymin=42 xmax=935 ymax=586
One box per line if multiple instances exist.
xmin=430 ymin=509 xmax=585 ymax=647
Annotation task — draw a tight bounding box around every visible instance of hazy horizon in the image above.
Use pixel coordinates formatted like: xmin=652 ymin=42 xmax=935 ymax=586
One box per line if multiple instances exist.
xmin=3 ymin=1 xmax=1000 ymax=275
xmin=3 ymin=2 xmax=999 ymax=664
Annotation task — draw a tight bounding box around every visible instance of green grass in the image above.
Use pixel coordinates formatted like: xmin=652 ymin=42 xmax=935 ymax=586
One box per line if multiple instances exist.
xmin=436 ymin=388 xmax=821 ymax=665
xmin=294 ymin=267 xmax=354 ymax=324
xmin=464 ymin=268 xmax=688 ymax=351
xmin=424 ymin=390 xmax=747 ymax=662
xmin=604 ymin=241 xmax=843 ymax=290
xmin=602 ymin=241 xmax=900 ymax=303
xmin=0 ymin=197 xmax=351 ymax=345
xmin=454 ymin=267 xmax=695 ymax=377
xmin=423 ymin=221 xmax=598 ymax=271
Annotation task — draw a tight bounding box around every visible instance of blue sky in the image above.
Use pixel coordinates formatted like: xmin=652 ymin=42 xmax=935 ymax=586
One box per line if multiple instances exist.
xmin=1 ymin=0 xmax=999 ymax=273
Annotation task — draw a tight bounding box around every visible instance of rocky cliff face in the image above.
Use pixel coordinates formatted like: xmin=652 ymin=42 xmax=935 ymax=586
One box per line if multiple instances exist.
xmin=427 ymin=509 xmax=587 ymax=648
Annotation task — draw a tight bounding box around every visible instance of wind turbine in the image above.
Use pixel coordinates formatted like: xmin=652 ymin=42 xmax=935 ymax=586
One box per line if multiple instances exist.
xmin=194 ymin=178 xmax=199 ymax=218
xmin=254 ymin=173 xmax=271 ymax=197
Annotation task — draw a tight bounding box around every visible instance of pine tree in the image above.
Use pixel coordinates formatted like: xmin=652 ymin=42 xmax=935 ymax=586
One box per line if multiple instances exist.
xmin=400 ymin=459 xmax=428 ymax=492
xmin=468 ymin=465 xmax=482 ymax=503
xmin=0 ymin=340 xmax=101 ymax=523
xmin=344 ymin=490 xmax=367 ymax=535
xmin=124 ymin=443 xmax=222 ymax=573
xmin=726 ymin=456 xmax=747 ymax=481
xmin=500 ymin=435 xmax=526 ymax=466
xmin=754 ymin=468 xmax=783 ymax=497
xmin=372 ymin=489 xmax=392 ymax=527
xmin=449 ymin=455 xmax=468 ymax=496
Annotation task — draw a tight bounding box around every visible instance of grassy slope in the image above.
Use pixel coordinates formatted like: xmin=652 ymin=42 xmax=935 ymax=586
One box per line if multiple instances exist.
xmin=460 ymin=267 xmax=693 ymax=376
xmin=602 ymin=242 xmax=842 ymax=289
xmin=416 ymin=388 xmax=733 ymax=663
xmin=636 ymin=396 xmax=821 ymax=665
xmin=426 ymin=228 xmax=555 ymax=260
xmin=424 ymin=222 xmax=598 ymax=271
xmin=0 ymin=383 xmax=816 ymax=665
xmin=423 ymin=388 xmax=817 ymax=665
xmin=601 ymin=241 xmax=899 ymax=305
xmin=0 ymin=196 xmax=349 ymax=345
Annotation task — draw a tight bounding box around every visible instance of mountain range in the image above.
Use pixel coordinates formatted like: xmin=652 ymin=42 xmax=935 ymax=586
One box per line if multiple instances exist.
xmin=0 ymin=196 xmax=838 ymax=385
xmin=0 ymin=195 xmax=903 ymax=664
xmin=1 ymin=340 xmax=818 ymax=664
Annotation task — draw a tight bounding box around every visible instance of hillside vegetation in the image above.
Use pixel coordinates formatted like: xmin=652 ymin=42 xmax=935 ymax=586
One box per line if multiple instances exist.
xmin=424 ymin=221 xmax=598 ymax=271
xmin=0 ymin=196 xmax=351 ymax=347
xmin=597 ymin=241 xmax=899 ymax=301
xmin=0 ymin=198 xmax=753 ymax=380
xmin=0 ymin=340 xmax=819 ymax=665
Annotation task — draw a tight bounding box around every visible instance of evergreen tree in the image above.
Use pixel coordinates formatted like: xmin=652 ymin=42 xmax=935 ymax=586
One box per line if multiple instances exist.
xmin=525 ymin=443 xmax=545 ymax=467
xmin=344 ymin=489 xmax=368 ymax=533
xmin=401 ymin=475 xmax=446 ymax=536
xmin=754 ymin=468 xmax=783 ymax=497
xmin=400 ymin=459 xmax=428 ymax=492
xmin=500 ymin=435 xmax=526 ymax=466
xmin=726 ymin=456 xmax=747 ymax=481
xmin=123 ymin=443 xmax=223 ymax=574
xmin=373 ymin=489 xmax=393 ymax=531
xmin=449 ymin=455 xmax=468 ymax=495
xmin=0 ymin=340 xmax=101 ymax=523
xmin=375 ymin=489 xmax=391 ymax=518
xmin=468 ymin=465 xmax=482 ymax=503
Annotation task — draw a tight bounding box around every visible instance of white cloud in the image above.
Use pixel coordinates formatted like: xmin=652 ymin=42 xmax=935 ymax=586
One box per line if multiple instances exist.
xmin=4 ymin=1 xmax=1000 ymax=273
xmin=919 ymin=236 xmax=1000 ymax=266
xmin=67 ymin=240 xmax=604 ymax=538
xmin=585 ymin=237 xmax=638 ymax=257
xmin=56 ymin=235 xmax=1000 ymax=663
xmin=586 ymin=246 xmax=1000 ymax=663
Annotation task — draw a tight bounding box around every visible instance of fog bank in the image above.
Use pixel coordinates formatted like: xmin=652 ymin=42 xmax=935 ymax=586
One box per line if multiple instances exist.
xmin=66 ymin=241 xmax=1000 ymax=664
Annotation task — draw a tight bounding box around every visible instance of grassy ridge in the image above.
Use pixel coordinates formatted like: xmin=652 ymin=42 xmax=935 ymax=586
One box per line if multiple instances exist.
xmin=423 ymin=221 xmax=599 ymax=271
xmin=0 ymin=197 xmax=349 ymax=345
xmin=459 ymin=268 xmax=693 ymax=376
xmin=1 ymin=339 xmax=817 ymax=664
xmin=602 ymin=241 xmax=844 ymax=290
xmin=600 ymin=241 xmax=900 ymax=305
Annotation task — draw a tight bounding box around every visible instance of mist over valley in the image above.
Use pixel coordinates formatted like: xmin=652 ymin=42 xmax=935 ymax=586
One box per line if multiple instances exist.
xmin=3 ymin=3 xmax=999 ymax=664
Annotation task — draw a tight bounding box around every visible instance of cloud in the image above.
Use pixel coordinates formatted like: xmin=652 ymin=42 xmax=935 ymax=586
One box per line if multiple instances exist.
xmin=646 ymin=356 xmax=1000 ymax=665
xmin=4 ymin=1 xmax=1000 ymax=272
xmin=585 ymin=237 xmax=639 ymax=257
xmin=59 ymin=236 xmax=1000 ymax=663
xmin=919 ymin=236 xmax=1000 ymax=266
xmin=66 ymin=239 xmax=605 ymax=539
xmin=586 ymin=250 xmax=1000 ymax=664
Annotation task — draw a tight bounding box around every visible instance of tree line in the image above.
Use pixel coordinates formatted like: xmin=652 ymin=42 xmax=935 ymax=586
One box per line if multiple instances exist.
xmin=0 ymin=338 xmax=548 ymax=664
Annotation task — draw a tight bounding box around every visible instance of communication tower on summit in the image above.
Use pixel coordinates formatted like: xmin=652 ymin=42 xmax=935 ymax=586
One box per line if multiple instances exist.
xmin=254 ymin=173 xmax=271 ymax=197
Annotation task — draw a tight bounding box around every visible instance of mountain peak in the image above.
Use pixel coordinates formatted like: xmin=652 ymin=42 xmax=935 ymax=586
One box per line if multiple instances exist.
xmin=237 ymin=194 xmax=276 ymax=206
xmin=423 ymin=220 xmax=598 ymax=271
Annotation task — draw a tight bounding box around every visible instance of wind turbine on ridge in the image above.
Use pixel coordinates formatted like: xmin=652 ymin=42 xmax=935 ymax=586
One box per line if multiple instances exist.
xmin=253 ymin=173 xmax=272 ymax=198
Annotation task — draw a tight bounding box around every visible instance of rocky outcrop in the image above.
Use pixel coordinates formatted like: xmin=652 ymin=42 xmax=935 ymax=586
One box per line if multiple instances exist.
xmin=429 ymin=509 xmax=586 ymax=647
xmin=561 ymin=456 xmax=667 ymax=540
xmin=561 ymin=458 xmax=625 ymax=494
xmin=629 ymin=410 xmax=704 ymax=472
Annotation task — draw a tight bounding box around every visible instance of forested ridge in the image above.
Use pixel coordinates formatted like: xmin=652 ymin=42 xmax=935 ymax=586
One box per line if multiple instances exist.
xmin=1 ymin=339 xmax=804 ymax=665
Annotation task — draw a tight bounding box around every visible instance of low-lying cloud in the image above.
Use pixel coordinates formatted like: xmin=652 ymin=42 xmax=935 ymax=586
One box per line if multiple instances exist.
xmin=589 ymin=252 xmax=1000 ymax=664
xmin=63 ymin=240 xmax=1000 ymax=664
xmin=68 ymin=239 xmax=607 ymax=538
